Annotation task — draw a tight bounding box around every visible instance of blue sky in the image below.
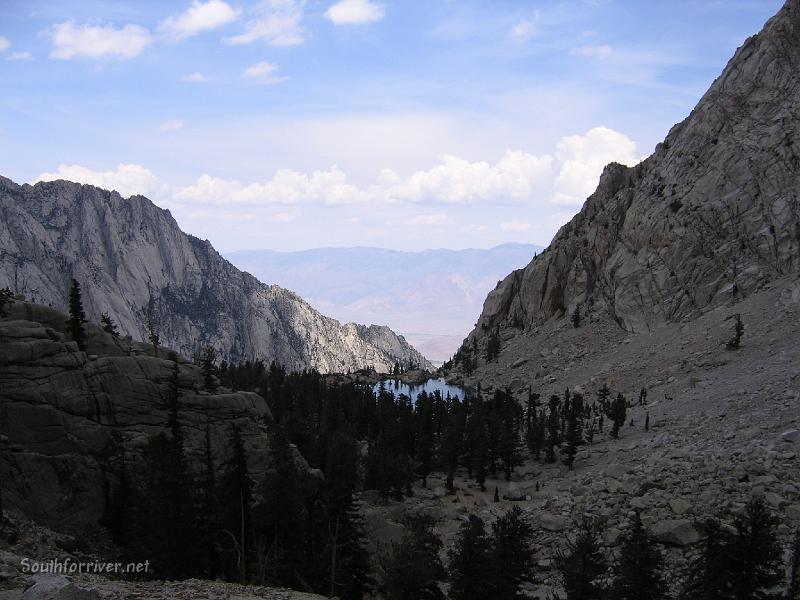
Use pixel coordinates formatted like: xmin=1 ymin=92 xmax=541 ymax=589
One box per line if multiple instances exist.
xmin=0 ymin=0 xmax=785 ymax=252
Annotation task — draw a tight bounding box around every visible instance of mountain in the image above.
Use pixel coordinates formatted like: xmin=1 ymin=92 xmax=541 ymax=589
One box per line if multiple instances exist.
xmin=453 ymin=0 xmax=800 ymax=387
xmin=0 ymin=177 xmax=431 ymax=372
xmin=226 ymin=243 xmax=542 ymax=363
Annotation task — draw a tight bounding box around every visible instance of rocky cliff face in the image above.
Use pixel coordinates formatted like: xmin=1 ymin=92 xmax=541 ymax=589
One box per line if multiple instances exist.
xmin=0 ymin=301 xmax=298 ymax=535
xmin=465 ymin=0 xmax=800 ymax=355
xmin=0 ymin=178 xmax=431 ymax=373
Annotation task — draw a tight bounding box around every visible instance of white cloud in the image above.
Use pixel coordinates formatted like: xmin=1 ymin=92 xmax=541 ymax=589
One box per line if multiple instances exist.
xmin=7 ymin=51 xmax=32 ymax=61
xmin=243 ymin=60 xmax=276 ymax=78
xmin=31 ymin=127 xmax=641 ymax=229
xmin=160 ymin=119 xmax=185 ymax=131
xmin=572 ymin=44 xmax=613 ymax=58
xmin=551 ymin=126 xmax=639 ymax=204
xmin=49 ymin=21 xmax=152 ymax=60
xmin=159 ymin=0 xmax=239 ymax=40
xmin=0 ymin=36 xmax=10 ymax=52
xmin=174 ymin=167 xmax=363 ymax=205
xmin=509 ymin=11 xmax=540 ymax=42
xmin=500 ymin=219 xmax=533 ymax=232
xmin=181 ymin=71 xmax=208 ymax=82
xmin=325 ymin=0 xmax=384 ymax=25
xmin=35 ymin=164 xmax=161 ymax=199
xmin=390 ymin=151 xmax=554 ymax=203
xmin=224 ymin=0 xmax=305 ymax=47
xmin=242 ymin=60 xmax=286 ymax=84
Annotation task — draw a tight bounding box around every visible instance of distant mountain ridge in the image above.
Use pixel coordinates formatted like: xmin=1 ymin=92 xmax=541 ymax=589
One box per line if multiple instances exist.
xmin=226 ymin=243 xmax=542 ymax=362
xmin=0 ymin=176 xmax=431 ymax=372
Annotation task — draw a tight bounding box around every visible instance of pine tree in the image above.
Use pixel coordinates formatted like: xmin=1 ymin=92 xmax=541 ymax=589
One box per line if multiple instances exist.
xmin=318 ymin=431 xmax=372 ymax=600
xmin=380 ymin=514 xmax=445 ymax=600
xmin=680 ymin=518 xmax=734 ymax=600
xmin=496 ymin=389 xmax=522 ymax=480
xmin=609 ymin=393 xmax=627 ymax=439
xmin=100 ymin=312 xmax=120 ymax=337
xmin=787 ymin=529 xmax=800 ymax=600
xmin=416 ymin=393 xmax=435 ymax=487
xmin=610 ymin=512 xmax=667 ymax=600
xmin=220 ymin=427 xmax=254 ymax=584
xmin=0 ymin=287 xmax=15 ymax=317
xmin=555 ymin=518 xmax=607 ymax=600
xmin=726 ymin=314 xmax=744 ymax=350
xmin=67 ymin=279 xmax=87 ymax=350
xmin=572 ymin=303 xmax=581 ymax=328
xmin=252 ymin=426 xmax=309 ymax=588
xmin=729 ymin=496 xmax=782 ymax=600
xmin=201 ymin=346 xmax=217 ymax=392
xmin=597 ymin=384 xmax=611 ymax=414
xmin=563 ymin=393 xmax=584 ymax=470
xmin=545 ymin=395 xmax=560 ymax=463
xmin=448 ymin=515 xmax=493 ymax=600
xmin=488 ymin=506 xmax=537 ymax=600
xmin=145 ymin=316 xmax=160 ymax=356
xmin=121 ymin=422 xmax=201 ymax=579
xmin=485 ymin=330 xmax=501 ymax=362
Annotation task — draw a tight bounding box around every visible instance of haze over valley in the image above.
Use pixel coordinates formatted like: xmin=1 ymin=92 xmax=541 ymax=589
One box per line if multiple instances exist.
xmin=227 ymin=243 xmax=542 ymax=363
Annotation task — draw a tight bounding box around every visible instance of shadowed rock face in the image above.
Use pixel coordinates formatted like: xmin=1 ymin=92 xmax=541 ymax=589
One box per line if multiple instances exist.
xmin=467 ymin=0 xmax=800 ymax=347
xmin=0 ymin=302 xmax=306 ymax=535
xmin=0 ymin=178 xmax=431 ymax=373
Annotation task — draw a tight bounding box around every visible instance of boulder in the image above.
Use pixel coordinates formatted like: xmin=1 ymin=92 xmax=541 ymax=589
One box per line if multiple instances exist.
xmin=603 ymin=464 xmax=632 ymax=480
xmin=782 ymin=430 xmax=800 ymax=443
xmin=21 ymin=575 xmax=100 ymax=600
xmin=669 ymin=499 xmax=691 ymax=515
xmin=539 ymin=513 xmax=570 ymax=532
xmin=651 ymin=519 xmax=699 ymax=547
xmin=785 ymin=505 xmax=800 ymax=521
xmin=504 ymin=482 xmax=526 ymax=501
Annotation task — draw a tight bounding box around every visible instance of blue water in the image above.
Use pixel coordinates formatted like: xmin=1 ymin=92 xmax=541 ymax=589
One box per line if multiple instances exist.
xmin=373 ymin=378 xmax=468 ymax=401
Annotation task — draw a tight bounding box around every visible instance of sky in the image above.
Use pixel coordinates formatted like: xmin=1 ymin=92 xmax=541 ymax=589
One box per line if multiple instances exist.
xmin=0 ymin=0 xmax=786 ymax=252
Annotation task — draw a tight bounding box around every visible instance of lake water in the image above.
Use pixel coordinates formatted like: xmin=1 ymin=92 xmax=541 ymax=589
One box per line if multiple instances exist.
xmin=373 ymin=378 xmax=468 ymax=401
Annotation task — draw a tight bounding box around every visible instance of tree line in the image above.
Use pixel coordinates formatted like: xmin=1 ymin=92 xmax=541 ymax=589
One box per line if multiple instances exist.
xmin=384 ymin=495 xmax=797 ymax=600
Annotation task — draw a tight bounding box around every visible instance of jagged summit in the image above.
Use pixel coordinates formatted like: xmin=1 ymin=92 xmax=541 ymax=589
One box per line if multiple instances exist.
xmin=0 ymin=176 xmax=432 ymax=372
xmin=463 ymin=0 xmax=799 ymax=351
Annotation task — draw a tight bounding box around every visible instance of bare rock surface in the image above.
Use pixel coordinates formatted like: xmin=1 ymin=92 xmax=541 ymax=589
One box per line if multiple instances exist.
xmin=460 ymin=0 xmax=800 ymax=358
xmin=0 ymin=177 xmax=430 ymax=373
xmin=0 ymin=303 xmax=304 ymax=537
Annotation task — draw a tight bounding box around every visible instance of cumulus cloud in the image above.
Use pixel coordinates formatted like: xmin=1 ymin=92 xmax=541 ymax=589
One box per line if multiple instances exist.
xmin=49 ymin=21 xmax=152 ymax=60
xmin=159 ymin=0 xmax=239 ymax=40
xmin=32 ymin=127 xmax=640 ymax=216
xmin=35 ymin=164 xmax=162 ymax=199
xmin=325 ymin=0 xmax=384 ymax=25
xmin=242 ymin=60 xmax=286 ymax=84
xmin=0 ymin=36 xmax=10 ymax=52
xmin=509 ymin=10 xmax=540 ymax=42
xmin=224 ymin=0 xmax=305 ymax=47
xmin=390 ymin=151 xmax=554 ymax=203
xmin=552 ymin=126 xmax=639 ymax=204
xmin=174 ymin=167 xmax=363 ymax=205
xmin=8 ymin=51 xmax=32 ymax=61
xmin=160 ymin=119 xmax=185 ymax=131
xmin=181 ymin=71 xmax=208 ymax=82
